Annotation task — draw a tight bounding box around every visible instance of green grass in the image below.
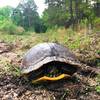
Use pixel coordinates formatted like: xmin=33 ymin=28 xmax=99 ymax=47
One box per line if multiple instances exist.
xmin=95 ymin=86 xmax=100 ymax=93
xmin=0 ymin=28 xmax=97 ymax=50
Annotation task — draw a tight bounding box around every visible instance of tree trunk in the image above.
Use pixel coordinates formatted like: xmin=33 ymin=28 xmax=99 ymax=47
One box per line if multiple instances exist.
xmin=69 ymin=0 xmax=73 ymax=20
xmin=69 ymin=0 xmax=74 ymax=28
xmin=75 ymin=0 xmax=79 ymax=30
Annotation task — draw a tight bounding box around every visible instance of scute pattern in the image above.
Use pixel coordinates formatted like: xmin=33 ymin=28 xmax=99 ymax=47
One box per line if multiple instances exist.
xmin=21 ymin=43 xmax=80 ymax=74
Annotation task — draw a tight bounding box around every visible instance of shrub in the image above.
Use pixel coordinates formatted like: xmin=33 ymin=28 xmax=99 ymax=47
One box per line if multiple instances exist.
xmin=0 ymin=19 xmax=25 ymax=34
xmin=16 ymin=26 xmax=25 ymax=35
xmin=94 ymin=18 xmax=100 ymax=31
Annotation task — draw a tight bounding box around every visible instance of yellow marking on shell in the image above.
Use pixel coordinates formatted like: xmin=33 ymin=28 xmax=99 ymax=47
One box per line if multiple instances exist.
xmin=32 ymin=74 xmax=71 ymax=83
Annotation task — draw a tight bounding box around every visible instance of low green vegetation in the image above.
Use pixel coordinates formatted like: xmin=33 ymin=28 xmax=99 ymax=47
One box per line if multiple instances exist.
xmin=0 ymin=28 xmax=92 ymax=49
xmin=95 ymin=86 xmax=100 ymax=93
xmin=95 ymin=74 xmax=100 ymax=93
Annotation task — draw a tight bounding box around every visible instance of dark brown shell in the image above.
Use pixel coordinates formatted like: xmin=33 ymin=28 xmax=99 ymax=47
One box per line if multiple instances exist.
xmin=21 ymin=43 xmax=81 ymax=74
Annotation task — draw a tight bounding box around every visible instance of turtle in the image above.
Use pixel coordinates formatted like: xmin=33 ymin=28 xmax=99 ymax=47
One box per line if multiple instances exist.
xmin=20 ymin=43 xmax=82 ymax=83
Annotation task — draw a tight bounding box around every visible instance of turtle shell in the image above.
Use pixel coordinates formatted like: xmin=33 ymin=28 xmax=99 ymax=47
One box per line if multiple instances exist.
xmin=21 ymin=43 xmax=81 ymax=74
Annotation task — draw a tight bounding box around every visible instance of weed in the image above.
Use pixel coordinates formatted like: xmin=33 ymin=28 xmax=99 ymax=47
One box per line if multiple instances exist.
xmin=95 ymin=86 xmax=100 ymax=93
xmin=60 ymin=89 xmax=69 ymax=100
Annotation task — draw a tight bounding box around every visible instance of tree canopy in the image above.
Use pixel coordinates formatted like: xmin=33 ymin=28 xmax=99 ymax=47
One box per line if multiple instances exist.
xmin=42 ymin=0 xmax=100 ymax=29
xmin=0 ymin=0 xmax=100 ymax=33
